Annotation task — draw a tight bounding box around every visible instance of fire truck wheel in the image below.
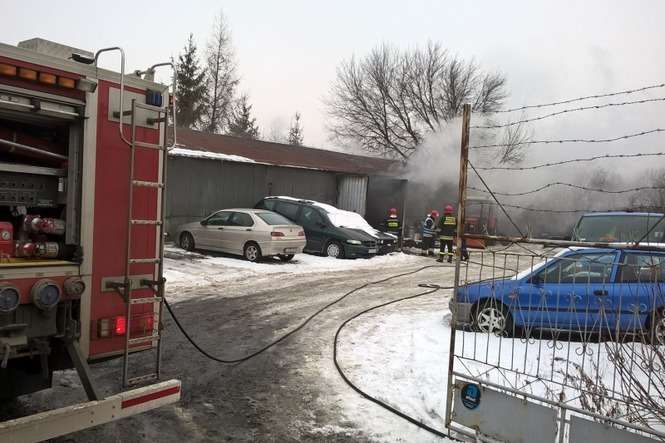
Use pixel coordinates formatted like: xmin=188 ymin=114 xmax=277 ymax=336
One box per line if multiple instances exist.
xmin=244 ymin=242 xmax=262 ymax=262
xmin=180 ymin=232 xmax=195 ymax=251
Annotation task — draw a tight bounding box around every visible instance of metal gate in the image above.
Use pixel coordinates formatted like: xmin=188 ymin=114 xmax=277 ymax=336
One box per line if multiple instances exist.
xmin=446 ymin=103 xmax=665 ymax=442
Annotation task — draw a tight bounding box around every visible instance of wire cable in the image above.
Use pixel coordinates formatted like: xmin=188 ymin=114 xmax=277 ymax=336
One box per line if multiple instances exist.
xmin=163 ymin=264 xmax=448 ymax=364
xmin=470 ymin=129 xmax=665 ymax=150
xmin=468 ymin=161 xmax=525 ymax=237
xmin=333 ymin=286 xmax=452 ymax=439
xmin=467 ymin=182 xmax=665 ymax=197
xmin=471 ymin=97 xmax=665 ymax=129
xmin=479 ymin=82 xmax=665 ymax=114
xmin=473 ymin=151 xmax=665 ymax=171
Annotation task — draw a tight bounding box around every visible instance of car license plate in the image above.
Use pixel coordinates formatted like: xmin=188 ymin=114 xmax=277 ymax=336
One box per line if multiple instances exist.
xmin=368 ymin=248 xmax=377 ymax=254
xmin=284 ymin=248 xmax=297 ymax=253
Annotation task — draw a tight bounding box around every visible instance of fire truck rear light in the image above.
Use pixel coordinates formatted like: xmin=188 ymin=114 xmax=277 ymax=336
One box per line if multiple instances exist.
xmin=271 ymin=231 xmax=285 ymax=237
xmin=38 ymin=72 xmax=57 ymax=85
xmin=142 ymin=315 xmax=155 ymax=331
xmin=98 ymin=318 xmax=110 ymax=337
xmin=0 ymin=284 xmax=20 ymax=313
xmin=18 ymin=68 xmax=38 ymax=81
xmin=0 ymin=63 xmax=17 ymax=76
xmin=114 ymin=316 xmax=127 ymax=336
xmin=58 ymin=77 xmax=76 ymax=89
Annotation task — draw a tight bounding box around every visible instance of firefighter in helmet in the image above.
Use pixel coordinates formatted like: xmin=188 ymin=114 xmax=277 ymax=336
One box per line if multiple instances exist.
xmin=384 ymin=207 xmax=402 ymax=243
xmin=421 ymin=210 xmax=438 ymax=256
xmin=437 ymin=204 xmax=456 ymax=263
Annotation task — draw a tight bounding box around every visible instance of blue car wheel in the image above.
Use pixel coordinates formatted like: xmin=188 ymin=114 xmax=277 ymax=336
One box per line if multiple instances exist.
xmin=473 ymin=300 xmax=512 ymax=336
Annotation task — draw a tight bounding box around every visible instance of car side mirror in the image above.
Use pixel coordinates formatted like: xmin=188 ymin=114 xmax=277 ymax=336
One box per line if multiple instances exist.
xmin=200 ymin=220 xmax=207 ymax=226
xmin=317 ymin=222 xmax=326 ymax=228
xmin=531 ymin=274 xmax=543 ymax=286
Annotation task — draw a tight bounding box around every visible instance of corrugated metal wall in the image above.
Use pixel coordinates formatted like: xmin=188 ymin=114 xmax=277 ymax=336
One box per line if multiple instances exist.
xmin=165 ymin=156 xmax=338 ymax=237
xmin=337 ymin=175 xmax=368 ymax=216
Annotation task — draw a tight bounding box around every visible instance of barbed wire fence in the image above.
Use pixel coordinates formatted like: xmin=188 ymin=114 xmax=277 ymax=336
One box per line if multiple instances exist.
xmin=445 ymin=84 xmax=665 ymax=442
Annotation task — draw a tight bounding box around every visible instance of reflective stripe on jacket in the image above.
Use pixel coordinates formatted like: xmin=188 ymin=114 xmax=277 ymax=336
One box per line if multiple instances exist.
xmin=422 ymin=216 xmax=435 ymax=237
xmin=438 ymin=215 xmax=456 ymax=239
xmin=385 ymin=216 xmax=401 ymax=230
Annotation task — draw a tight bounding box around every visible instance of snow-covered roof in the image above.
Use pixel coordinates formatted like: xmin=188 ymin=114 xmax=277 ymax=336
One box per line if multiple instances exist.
xmin=168 ymin=127 xmax=402 ymax=176
xmin=169 ymin=147 xmax=256 ymax=164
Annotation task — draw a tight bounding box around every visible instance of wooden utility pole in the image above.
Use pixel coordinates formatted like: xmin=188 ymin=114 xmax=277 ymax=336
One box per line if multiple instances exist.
xmin=444 ymin=103 xmax=471 ymax=432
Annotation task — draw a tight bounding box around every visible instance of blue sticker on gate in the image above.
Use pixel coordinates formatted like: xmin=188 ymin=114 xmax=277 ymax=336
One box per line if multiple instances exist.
xmin=460 ymin=383 xmax=481 ymax=410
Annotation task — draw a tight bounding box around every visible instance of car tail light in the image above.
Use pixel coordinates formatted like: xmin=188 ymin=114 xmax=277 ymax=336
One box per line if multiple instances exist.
xmin=298 ymin=231 xmax=305 ymax=236
xmin=271 ymin=231 xmax=285 ymax=237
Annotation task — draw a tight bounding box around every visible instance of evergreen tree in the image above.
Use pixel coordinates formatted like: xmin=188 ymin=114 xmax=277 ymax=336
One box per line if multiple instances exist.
xmin=227 ymin=95 xmax=259 ymax=139
xmin=287 ymin=112 xmax=304 ymax=146
xmin=175 ymin=34 xmax=207 ymax=129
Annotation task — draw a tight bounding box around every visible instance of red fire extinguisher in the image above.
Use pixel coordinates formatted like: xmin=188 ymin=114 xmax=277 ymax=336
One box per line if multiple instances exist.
xmin=15 ymin=241 xmax=61 ymax=259
xmin=24 ymin=216 xmax=66 ymax=236
xmin=0 ymin=222 xmax=13 ymax=258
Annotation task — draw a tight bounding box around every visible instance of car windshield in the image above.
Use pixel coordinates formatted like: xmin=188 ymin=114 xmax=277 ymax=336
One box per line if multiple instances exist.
xmin=256 ymin=212 xmax=294 ymax=225
xmin=574 ymin=214 xmax=665 ymax=243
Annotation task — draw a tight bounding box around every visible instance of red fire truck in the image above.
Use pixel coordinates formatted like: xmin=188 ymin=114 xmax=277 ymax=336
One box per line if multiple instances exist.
xmin=465 ymin=195 xmax=498 ymax=248
xmin=0 ymin=38 xmax=180 ymax=441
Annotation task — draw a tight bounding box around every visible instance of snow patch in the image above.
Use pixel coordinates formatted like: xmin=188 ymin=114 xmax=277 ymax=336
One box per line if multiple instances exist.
xmin=169 ymin=146 xmax=256 ymax=163
xmin=163 ymin=245 xmax=422 ymax=301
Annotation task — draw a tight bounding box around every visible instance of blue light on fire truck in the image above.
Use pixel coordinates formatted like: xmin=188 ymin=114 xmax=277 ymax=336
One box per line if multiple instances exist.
xmin=0 ymin=284 xmax=20 ymax=313
xmin=145 ymin=89 xmax=163 ymax=107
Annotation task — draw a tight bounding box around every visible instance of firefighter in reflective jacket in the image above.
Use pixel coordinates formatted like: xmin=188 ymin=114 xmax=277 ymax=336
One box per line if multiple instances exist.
xmin=421 ymin=210 xmax=437 ymax=256
xmin=437 ymin=204 xmax=456 ymax=263
xmin=384 ymin=207 xmax=402 ymax=240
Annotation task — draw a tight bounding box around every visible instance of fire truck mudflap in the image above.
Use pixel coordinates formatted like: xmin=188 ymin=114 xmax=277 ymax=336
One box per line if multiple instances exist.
xmin=0 ymin=379 xmax=180 ymax=443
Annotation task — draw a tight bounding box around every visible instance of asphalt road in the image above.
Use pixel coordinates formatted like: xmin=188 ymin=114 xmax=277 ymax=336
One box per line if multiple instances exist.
xmin=4 ymin=252 xmax=454 ymax=442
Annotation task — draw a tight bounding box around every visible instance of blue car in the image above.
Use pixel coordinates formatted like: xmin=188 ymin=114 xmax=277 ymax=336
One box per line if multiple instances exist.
xmin=452 ymin=248 xmax=665 ymax=343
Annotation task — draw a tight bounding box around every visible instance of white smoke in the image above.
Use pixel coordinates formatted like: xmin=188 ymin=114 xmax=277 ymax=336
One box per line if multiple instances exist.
xmin=403 ymin=94 xmax=665 ymax=237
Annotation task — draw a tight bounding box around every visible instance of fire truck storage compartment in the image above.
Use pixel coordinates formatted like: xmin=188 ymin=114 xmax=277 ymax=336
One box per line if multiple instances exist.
xmin=0 ymin=99 xmax=83 ymax=265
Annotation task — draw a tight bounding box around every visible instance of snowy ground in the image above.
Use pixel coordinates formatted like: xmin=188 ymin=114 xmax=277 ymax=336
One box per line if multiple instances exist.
xmin=5 ymin=245 xmax=655 ymax=442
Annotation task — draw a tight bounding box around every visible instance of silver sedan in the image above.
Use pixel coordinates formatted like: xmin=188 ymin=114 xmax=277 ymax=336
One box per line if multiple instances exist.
xmin=176 ymin=209 xmax=306 ymax=262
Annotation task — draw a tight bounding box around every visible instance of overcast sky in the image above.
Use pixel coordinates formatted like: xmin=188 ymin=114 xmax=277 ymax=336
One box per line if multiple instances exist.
xmin=4 ymin=1 xmax=665 ymax=152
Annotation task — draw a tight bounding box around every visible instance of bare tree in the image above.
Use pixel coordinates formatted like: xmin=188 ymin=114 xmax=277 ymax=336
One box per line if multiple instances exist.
xmin=288 ymin=112 xmax=304 ymax=146
xmin=203 ymin=10 xmax=238 ymax=133
xmin=630 ymin=168 xmax=665 ymax=212
xmin=266 ymin=118 xmax=287 ymax=143
xmin=326 ymin=42 xmax=508 ymax=160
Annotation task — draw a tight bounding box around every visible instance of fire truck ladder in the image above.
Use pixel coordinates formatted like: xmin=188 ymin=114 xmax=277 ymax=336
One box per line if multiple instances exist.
xmin=117 ymin=65 xmax=176 ymax=388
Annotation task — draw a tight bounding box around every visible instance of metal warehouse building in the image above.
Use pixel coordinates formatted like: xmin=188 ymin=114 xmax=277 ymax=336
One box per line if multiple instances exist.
xmin=165 ymin=128 xmax=406 ymax=237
